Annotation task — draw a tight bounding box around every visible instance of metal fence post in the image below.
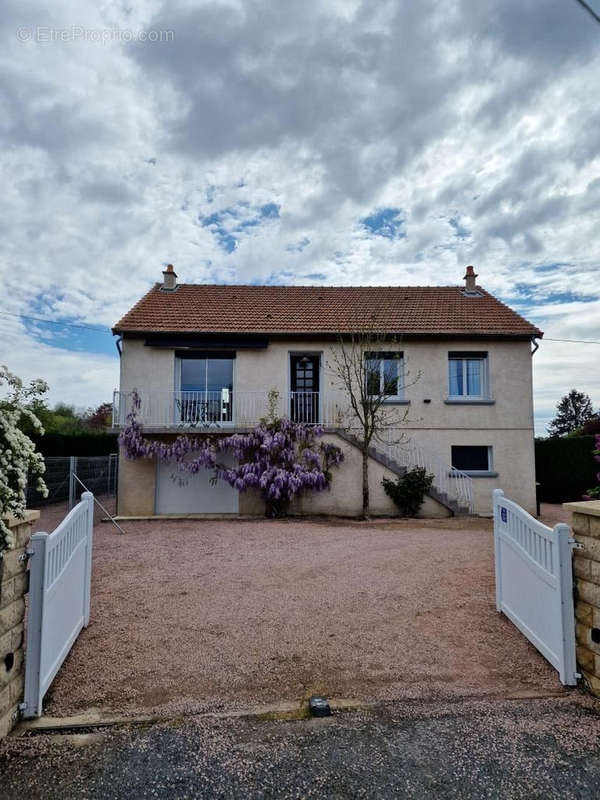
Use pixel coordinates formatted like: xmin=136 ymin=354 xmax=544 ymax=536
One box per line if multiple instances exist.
xmin=82 ymin=492 xmax=94 ymax=627
xmin=68 ymin=456 xmax=78 ymax=510
xmin=23 ymin=532 xmax=48 ymax=718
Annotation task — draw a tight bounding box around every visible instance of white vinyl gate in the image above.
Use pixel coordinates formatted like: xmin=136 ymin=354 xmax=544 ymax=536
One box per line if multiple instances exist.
xmin=493 ymin=488 xmax=578 ymax=686
xmin=22 ymin=492 xmax=94 ymax=718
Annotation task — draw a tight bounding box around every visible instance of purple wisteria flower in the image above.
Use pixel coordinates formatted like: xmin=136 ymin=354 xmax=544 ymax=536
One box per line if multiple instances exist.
xmin=119 ymin=390 xmax=344 ymax=516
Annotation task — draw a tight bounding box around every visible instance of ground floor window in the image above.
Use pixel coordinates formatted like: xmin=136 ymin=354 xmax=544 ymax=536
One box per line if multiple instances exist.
xmin=451 ymin=445 xmax=492 ymax=473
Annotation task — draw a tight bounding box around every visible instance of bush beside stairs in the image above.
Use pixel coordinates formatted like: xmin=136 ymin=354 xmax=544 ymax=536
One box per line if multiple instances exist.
xmin=333 ymin=431 xmax=472 ymax=516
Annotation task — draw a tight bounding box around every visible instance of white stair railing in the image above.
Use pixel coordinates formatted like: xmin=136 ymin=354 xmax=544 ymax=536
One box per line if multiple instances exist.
xmin=378 ymin=432 xmax=474 ymax=513
xmin=111 ymin=390 xmax=474 ymax=512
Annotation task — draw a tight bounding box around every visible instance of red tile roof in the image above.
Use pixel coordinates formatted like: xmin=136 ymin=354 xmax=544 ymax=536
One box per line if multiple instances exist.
xmin=113 ymin=283 xmax=543 ymax=338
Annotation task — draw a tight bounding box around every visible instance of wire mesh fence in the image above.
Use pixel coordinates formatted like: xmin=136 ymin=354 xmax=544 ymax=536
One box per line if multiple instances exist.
xmin=27 ymin=454 xmax=119 ymax=508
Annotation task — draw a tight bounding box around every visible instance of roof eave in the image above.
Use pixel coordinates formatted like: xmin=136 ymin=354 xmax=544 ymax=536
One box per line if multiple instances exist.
xmin=115 ymin=328 xmax=543 ymax=339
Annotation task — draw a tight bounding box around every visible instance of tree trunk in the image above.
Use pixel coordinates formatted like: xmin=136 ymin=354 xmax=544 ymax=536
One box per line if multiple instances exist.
xmin=362 ymin=445 xmax=370 ymax=518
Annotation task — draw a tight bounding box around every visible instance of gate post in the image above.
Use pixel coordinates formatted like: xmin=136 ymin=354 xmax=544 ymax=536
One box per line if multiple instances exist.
xmin=564 ymin=500 xmax=600 ymax=695
xmin=555 ymin=522 xmax=578 ymax=686
xmin=82 ymin=492 xmax=94 ymax=627
xmin=492 ymin=489 xmax=504 ymax=613
xmin=0 ymin=510 xmax=40 ymax=735
xmin=22 ymin=532 xmax=48 ymax=718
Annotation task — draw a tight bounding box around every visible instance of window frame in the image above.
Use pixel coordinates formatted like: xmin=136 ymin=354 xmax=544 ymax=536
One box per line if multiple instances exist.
xmin=365 ymin=351 xmax=405 ymax=401
xmin=450 ymin=445 xmax=494 ymax=476
xmin=447 ymin=351 xmax=489 ymax=400
xmin=176 ymin=352 xmax=236 ymax=395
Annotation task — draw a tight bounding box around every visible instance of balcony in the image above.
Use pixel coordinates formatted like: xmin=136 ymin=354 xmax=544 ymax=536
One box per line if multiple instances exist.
xmin=111 ymin=388 xmax=474 ymax=513
xmin=112 ymin=389 xmax=347 ymax=430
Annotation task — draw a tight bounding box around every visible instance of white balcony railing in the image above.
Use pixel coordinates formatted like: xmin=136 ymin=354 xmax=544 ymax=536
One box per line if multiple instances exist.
xmin=112 ymin=389 xmax=474 ymax=513
xmin=112 ymin=389 xmax=346 ymax=429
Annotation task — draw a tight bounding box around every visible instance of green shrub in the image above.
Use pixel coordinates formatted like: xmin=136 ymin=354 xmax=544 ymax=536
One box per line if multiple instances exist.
xmin=382 ymin=467 xmax=434 ymax=517
xmin=535 ymin=435 xmax=597 ymax=503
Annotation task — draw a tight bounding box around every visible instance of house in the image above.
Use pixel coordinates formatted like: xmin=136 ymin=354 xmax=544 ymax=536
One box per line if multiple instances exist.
xmin=111 ymin=265 xmax=542 ymax=518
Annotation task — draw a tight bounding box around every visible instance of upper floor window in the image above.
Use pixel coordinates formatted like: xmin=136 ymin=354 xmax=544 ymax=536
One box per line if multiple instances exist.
xmin=175 ymin=352 xmax=236 ymax=425
xmin=448 ymin=351 xmax=488 ymax=399
xmin=179 ymin=354 xmax=234 ymax=394
xmin=365 ymin=351 xmax=404 ymax=399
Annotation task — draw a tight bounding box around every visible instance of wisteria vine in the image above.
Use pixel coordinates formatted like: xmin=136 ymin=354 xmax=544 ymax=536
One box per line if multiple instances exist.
xmin=119 ymin=391 xmax=344 ymax=515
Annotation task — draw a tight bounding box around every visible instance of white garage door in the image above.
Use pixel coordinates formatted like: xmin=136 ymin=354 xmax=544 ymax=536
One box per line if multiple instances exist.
xmin=156 ymin=456 xmax=239 ymax=515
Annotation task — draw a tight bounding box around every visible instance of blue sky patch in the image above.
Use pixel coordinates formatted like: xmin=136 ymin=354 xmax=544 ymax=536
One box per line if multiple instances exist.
xmin=448 ymin=216 xmax=471 ymax=239
xmin=302 ymin=272 xmax=327 ymax=281
xmin=533 ymin=262 xmax=572 ymax=273
xmin=201 ymin=202 xmax=280 ymax=253
xmin=286 ymin=237 xmax=310 ymax=252
xmin=361 ymin=208 xmax=406 ymax=239
xmin=23 ymin=315 xmax=117 ymax=357
xmin=513 ymin=282 xmax=598 ymax=305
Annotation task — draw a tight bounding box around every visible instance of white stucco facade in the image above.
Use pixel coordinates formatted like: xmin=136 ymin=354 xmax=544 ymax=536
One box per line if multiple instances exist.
xmin=116 ymin=334 xmax=537 ymax=517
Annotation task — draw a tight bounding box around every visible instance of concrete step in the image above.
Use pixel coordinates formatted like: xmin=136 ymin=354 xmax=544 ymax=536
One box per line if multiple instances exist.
xmin=333 ymin=431 xmax=471 ymax=516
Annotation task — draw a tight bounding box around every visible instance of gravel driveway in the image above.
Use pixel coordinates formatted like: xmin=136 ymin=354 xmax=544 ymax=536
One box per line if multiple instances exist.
xmin=31 ymin=505 xmax=566 ymax=719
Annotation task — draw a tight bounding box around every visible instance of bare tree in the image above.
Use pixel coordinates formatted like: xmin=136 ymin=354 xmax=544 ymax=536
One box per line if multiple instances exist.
xmin=327 ymin=329 xmax=419 ymax=518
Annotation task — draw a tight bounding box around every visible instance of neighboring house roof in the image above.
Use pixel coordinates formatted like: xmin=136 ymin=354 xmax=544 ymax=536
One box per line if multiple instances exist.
xmin=113 ymin=283 xmax=543 ymax=338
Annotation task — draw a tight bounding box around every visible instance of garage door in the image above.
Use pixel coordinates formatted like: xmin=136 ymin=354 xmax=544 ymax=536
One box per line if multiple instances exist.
xmin=156 ymin=456 xmax=239 ymax=515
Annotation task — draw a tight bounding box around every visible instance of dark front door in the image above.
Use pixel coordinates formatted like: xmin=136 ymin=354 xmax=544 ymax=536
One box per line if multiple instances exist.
xmin=290 ymin=354 xmax=320 ymax=423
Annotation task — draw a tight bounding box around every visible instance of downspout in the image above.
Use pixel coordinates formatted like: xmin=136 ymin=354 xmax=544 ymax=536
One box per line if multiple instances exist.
xmin=113 ymin=335 xmax=123 ymax=429
xmin=531 ymin=336 xmax=540 ymax=356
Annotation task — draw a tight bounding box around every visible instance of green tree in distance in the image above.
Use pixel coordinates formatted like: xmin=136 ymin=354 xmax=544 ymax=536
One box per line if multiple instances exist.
xmin=548 ymin=389 xmax=596 ymax=437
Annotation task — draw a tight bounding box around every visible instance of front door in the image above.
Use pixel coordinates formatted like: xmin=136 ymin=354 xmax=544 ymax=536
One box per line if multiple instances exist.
xmin=290 ymin=354 xmax=320 ymax=423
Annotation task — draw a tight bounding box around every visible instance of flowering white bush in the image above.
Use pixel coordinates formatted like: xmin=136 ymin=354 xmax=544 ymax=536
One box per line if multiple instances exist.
xmin=0 ymin=366 xmax=48 ymax=552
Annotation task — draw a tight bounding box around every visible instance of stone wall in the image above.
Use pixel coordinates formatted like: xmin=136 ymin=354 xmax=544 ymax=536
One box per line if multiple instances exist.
xmin=564 ymin=500 xmax=600 ymax=695
xmin=0 ymin=510 xmax=39 ymax=738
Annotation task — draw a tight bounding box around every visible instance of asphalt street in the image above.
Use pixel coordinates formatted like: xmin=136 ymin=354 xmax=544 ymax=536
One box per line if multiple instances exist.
xmin=2 ymin=696 xmax=600 ymax=799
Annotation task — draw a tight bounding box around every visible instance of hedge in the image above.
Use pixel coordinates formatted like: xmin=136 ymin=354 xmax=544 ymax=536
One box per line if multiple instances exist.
xmin=535 ymin=435 xmax=597 ymax=503
xmin=31 ymin=432 xmax=119 ymax=457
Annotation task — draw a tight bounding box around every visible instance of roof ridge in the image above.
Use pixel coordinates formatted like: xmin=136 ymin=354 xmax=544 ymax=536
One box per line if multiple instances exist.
xmin=170 ymin=283 xmax=467 ymax=289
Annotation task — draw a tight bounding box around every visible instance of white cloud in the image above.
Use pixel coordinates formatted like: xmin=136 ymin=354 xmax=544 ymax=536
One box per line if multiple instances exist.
xmin=0 ymin=0 xmax=598 ymax=429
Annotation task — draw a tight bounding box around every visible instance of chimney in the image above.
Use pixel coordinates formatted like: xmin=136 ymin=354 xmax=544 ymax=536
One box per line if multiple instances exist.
xmin=161 ymin=263 xmax=177 ymax=291
xmin=463 ymin=265 xmax=478 ymax=293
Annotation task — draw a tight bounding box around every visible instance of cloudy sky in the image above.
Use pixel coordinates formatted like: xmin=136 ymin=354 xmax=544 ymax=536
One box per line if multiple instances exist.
xmin=1 ymin=0 xmax=599 ymax=434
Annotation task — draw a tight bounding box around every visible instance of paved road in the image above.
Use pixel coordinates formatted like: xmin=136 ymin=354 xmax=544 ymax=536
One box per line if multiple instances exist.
xmin=2 ymin=696 xmax=600 ymax=799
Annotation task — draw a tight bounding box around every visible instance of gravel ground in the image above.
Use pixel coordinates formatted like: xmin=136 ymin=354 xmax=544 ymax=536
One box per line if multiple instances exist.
xmin=30 ymin=502 xmax=570 ymax=719
xmin=32 ymin=495 xmax=116 ymax=534
xmin=2 ymin=695 xmax=600 ymax=798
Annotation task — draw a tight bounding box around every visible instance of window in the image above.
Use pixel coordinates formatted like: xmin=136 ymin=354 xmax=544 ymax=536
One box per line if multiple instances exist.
xmin=365 ymin=351 xmax=404 ymax=398
xmin=176 ymin=352 xmax=235 ymax=424
xmin=179 ymin=356 xmax=234 ymax=394
xmin=451 ymin=445 xmax=492 ymax=473
xmin=448 ymin=351 xmax=488 ymax=399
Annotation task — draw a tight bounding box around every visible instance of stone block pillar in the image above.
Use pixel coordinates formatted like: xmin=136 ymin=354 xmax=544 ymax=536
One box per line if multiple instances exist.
xmin=564 ymin=500 xmax=600 ymax=695
xmin=0 ymin=510 xmax=39 ymax=738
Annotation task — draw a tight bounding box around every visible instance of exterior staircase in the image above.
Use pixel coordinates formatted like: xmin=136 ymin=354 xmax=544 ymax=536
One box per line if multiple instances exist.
xmin=335 ymin=431 xmax=473 ymax=516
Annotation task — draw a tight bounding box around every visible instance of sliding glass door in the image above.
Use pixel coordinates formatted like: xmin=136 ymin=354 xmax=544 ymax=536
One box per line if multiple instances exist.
xmin=177 ymin=355 xmax=234 ymax=424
